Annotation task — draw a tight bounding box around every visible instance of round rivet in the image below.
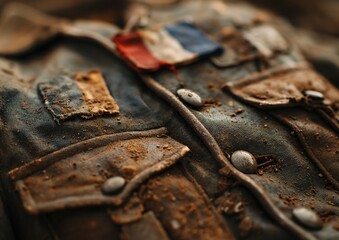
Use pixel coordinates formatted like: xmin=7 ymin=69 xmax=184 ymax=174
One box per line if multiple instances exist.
xmin=101 ymin=176 xmax=126 ymax=195
xmin=231 ymin=151 xmax=257 ymax=174
xmin=304 ymin=90 xmax=324 ymax=101
xmin=292 ymin=207 xmax=322 ymax=230
xmin=171 ymin=219 xmax=181 ymax=230
xmin=177 ymin=89 xmax=203 ymax=108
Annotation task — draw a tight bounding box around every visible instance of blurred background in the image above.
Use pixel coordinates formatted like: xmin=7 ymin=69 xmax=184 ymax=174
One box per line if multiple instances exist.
xmin=0 ymin=0 xmax=337 ymax=34
xmin=0 ymin=0 xmax=337 ymax=86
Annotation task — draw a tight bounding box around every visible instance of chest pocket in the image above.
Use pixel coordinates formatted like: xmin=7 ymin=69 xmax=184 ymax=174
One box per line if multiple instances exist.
xmin=8 ymin=128 xmax=189 ymax=214
xmin=224 ymin=66 xmax=339 ymax=189
xmin=39 ymin=70 xmax=119 ymax=123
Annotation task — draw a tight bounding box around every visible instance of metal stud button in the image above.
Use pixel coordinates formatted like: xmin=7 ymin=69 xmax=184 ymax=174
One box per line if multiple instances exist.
xmin=292 ymin=207 xmax=322 ymax=230
xmin=304 ymin=90 xmax=324 ymax=101
xmin=231 ymin=151 xmax=257 ymax=174
xmin=101 ymin=176 xmax=126 ymax=195
xmin=177 ymin=89 xmax=203 ymax=108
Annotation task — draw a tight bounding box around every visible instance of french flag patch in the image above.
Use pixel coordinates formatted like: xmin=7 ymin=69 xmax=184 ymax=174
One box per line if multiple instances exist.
xmin=113 ymin=21 xmax=223 ymax=72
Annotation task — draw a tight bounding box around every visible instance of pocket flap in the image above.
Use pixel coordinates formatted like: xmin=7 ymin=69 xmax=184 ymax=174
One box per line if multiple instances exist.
xmin=8 ymin=128 xmax=190 ymax=214
xmin=224 ymin=66 xmax=339 ymax=108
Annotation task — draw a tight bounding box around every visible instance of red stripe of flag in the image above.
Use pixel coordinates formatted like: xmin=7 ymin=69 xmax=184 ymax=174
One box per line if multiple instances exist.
xmin=113 ymin=32 xmax=167 ymax=72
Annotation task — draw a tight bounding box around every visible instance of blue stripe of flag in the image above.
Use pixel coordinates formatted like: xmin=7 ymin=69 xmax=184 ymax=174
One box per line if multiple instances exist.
xmin=165 ymin=21 xmax=223 ymax=57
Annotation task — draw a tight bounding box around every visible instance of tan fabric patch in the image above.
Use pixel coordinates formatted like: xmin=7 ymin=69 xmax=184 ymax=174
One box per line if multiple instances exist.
xmin=74 ymin=70 xmax=119 ymax=117
xmin=243 ymin=25 xmax=288 ymax=58
xmin=211 ymin=24 xmax=289 ymax=68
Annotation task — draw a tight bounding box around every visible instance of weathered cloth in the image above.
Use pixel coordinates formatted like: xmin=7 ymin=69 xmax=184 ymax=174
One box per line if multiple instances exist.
xmin=0 ymin=1 xmax=338 ymax=240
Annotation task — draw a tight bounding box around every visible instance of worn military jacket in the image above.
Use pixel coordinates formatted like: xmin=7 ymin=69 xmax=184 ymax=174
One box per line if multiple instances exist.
xmin=0 ymin=1 xmax=338 ymax=240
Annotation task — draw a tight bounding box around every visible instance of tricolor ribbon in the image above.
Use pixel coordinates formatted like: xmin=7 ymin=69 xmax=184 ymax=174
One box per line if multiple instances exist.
xmin=113 ymin=21 xmax=223 ymax=72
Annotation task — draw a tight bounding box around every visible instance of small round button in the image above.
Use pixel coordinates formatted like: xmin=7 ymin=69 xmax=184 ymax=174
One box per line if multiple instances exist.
xmin=231 ymin=151 xmax=257 ymax=174
xmin=101 ymin=176 xmax=126 ymax=195
xmin=292 ymin=207 xmax=322 ymax=230
xmin=304 ymin=90 xmax=324 ymax=101
xmin=177 ymin=88 xmax=203 ymax=108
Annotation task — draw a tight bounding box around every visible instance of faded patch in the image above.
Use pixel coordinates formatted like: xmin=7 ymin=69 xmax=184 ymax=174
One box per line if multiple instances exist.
xmin=39 ymin=70 xmax=119 ymax=122
xmin=243 ymin=25 xmax=288 ymax=58
xmin=211 ymin=24 xmax=288 ymax=68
